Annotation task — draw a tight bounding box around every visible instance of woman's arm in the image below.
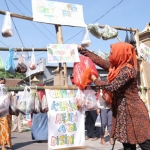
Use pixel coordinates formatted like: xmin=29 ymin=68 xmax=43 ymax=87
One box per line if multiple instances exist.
xmin=91 ymin=66 xmax=136 ymax=92
xmin=78 ymin=46 xmax=110 ymax=71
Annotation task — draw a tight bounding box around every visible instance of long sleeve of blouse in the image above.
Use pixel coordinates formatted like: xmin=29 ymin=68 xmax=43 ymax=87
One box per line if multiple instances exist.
xmin=94 ymin=66 xmax=136 ymax=92
xmin=79 ymin=48 xmax=111 ymax=71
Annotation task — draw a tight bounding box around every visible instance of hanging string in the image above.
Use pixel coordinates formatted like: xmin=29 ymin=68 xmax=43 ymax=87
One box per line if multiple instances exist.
xmin=4 ymin=0 xmax=25 ymax=48
xmin=64 ymin=0 xmax=124 ymax=43
xmin=18 ymin=0 xmax=56 ymax=38
xmin=9 ymin=0 xmax=55 ymax=44
xmin=0 ymin=41 xmax=9 ymax=47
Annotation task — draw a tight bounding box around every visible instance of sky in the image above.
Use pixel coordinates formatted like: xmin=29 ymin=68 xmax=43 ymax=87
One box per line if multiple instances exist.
xmin=0 ymin=0 xmax=150 ymax=67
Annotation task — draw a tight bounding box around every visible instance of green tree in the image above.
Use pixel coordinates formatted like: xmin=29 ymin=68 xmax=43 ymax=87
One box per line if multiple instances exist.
xmin=0 ymin=70 xmax=26 ymax=79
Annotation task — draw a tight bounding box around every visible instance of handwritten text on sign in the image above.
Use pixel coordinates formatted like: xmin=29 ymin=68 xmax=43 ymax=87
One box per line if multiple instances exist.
xmin=32 ymin=0 xmax=86 ymax=27
xmin=47 ymin=44 xmax=80 ymax=63
xmin=46 ymin=89 xmax=85 ymax=149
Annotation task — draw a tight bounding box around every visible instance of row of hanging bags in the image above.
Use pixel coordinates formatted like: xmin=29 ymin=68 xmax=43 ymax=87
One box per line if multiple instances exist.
xmin=75 ymin=87 xmax=98 ymax=112
xmin=124 ymin=28 xmax=136 ymax=47
xmin=10 ymin=86 xmax=49 ymax=115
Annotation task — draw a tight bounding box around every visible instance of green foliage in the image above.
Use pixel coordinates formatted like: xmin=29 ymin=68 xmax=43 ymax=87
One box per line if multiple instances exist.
xmin=0 ymin=70 xmax=26 ymax=79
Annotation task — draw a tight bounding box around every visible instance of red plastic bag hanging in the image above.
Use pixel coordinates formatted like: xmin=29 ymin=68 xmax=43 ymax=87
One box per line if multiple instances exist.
xmin=73 ymin=55 xmax=99 ymax=90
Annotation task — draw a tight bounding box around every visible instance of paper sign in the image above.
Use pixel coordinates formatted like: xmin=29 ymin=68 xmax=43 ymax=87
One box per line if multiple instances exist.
xmin=139 ymin=43 xmax=150 ymax=63
xmin=47 ymin=44 xmax=80 ymax=63
xmin=32 ymin=0 xmax=86 ymax=27
xmin=45 ymin=89 xmax=85 ymax=150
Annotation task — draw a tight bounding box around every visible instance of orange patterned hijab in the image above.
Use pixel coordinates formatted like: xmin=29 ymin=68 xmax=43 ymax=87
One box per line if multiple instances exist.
xmin=107 ymin=42 xmax=137 ymax=82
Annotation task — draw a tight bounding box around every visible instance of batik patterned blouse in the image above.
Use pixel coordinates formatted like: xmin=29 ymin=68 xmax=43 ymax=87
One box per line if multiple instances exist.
xmin=79 ymin=48 xmax=150 ymax=144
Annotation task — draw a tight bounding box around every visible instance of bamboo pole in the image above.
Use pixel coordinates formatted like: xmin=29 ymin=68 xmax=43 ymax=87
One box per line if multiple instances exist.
xmin=7 ymin=85 xmax=78 ymax=91
xmin=0 ymin=47 xmax=47 ymax=51
xmin=6 ymin=85 xmax=150 ymax=91
xmin=98 ymin=25 xmax=137 ymax=32
xmin=0 ymin=10 xmax=33 ymax=21
xmin=55 ymin=25 xmax=68 ymax=86
xmin=0 ymin=9 xmax=137 ymax=33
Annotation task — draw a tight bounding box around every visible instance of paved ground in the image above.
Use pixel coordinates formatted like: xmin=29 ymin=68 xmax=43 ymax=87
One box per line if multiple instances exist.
xmin=0 ymin=131 xmax=141 ymax=150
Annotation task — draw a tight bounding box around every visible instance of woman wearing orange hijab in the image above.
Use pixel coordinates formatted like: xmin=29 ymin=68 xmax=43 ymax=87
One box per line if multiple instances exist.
xmin=78 ymin=42 xmax=150 ymax=150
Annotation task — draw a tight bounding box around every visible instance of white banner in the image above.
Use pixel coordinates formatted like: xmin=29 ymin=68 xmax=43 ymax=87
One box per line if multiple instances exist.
xmin=32 ymin=0 xmax=86 ymax=27
xmin=47 ymin=44 xmax=80 ymax=63
xmin=139 ymin=43 xmax=150 ymax=63
xmin=45 ymin=89 xmax=85 ymax=150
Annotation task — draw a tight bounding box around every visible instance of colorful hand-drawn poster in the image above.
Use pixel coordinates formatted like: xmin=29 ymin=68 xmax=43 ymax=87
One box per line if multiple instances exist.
xmin=47 ymin=44 xmax=80 ymax=63
xmin=139 ymin=43 xmax=150 ymax=63
xmin=45 ymin=89 xmax=85 ymax=150
xmin=32 ymin=0 xmax=86 ymax=27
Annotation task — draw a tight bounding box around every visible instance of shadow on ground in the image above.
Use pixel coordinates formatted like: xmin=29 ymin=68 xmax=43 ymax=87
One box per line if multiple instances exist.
xmin=11 ymin=141 xmax=36 ymax=150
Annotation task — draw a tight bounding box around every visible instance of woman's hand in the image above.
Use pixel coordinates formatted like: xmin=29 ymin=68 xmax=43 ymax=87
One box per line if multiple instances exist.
xmin=90 ymin=75 xmax=97 ymax=82
xmin=77 ymin=45 xmax=84 ymax=51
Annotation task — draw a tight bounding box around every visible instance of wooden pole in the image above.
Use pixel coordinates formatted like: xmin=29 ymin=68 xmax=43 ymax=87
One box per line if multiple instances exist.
xmin=98 ymin=25 xmax=137 ymax=32
xmin=7 ymin=85 xmax=78 ymax=91
xmin=55 ymin=25 xmax=68 ymax=86
xmin=0 ymin=47 xmax=47 ymax=51
xmin=0 ymin=9 xmax=137 ymax=32
xmin=6 ymin=85 xmax=150 ymax=91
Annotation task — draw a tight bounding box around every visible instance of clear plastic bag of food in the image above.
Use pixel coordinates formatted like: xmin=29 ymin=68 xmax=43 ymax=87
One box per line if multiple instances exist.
xmin=81 ymin=26 xmax=91 ymax=47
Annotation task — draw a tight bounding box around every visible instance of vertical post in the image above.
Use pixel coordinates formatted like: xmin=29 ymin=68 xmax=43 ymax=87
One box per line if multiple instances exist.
xmin=55 ymin=25 xmax=68 ymax=86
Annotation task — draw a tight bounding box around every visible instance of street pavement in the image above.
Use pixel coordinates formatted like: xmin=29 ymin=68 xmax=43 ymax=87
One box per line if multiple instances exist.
xmin=5 ymin=131 xmax=141 ymax=150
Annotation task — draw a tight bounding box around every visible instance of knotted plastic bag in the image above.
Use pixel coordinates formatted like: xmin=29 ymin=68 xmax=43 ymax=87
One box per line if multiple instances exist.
xmin=41 ymin=94 xmax=48 ymax=113
xmin=29 ymin=48 xmax=36 ymax=70
xmin=33 ymin=91 xmax=41 ymax=114
xmin=84 ymin=87 xmax=98 ymax=111
xmin=81 ymin=26 xmax=91 ymax=47
xmin=16 ymin=54 xmax=27 ymax=73
xmin=74 ymin=88 xmax=85 ymax=109
xmin=9 ymin=95 xmax=19 ymax=116
xmin=17 ymin=86 xmax=35 ymax=115
xmin=73 ymin=55 xmax=99 ymax=90
xmin=102 ymin=25 xmax=118 ymax=40
xmin=2 ymin=11 xmax=13 ymax=37
xmin=87 ymin=23 xmax=102 ymax=39
xmin=5 ymin=48 xmax=15 ymax=74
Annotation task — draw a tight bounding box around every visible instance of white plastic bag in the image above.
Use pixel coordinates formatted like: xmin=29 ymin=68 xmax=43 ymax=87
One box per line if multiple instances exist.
xmin=0 ymin=84 xmax=10 ymax=117
xmin=95 ymin=114 xmax=101 ymax=127
xmin=17 ymin=86 xmax=35 ymax=115
xmin=41 ymin=94 xmax=48 ymax=113
xmin=9 ymin=95 xmax=19 ymax=116
xmin=81 ymin=26 xmax=91 ymax=47
xmin=29 ymin=48 xmax=36 ymax=70
xmin=33 ymin=91 xmax=41 ymax=114
xmin=102 ymin=25 xmax=118 ymax=40
xmin=75 ymin=88 xmax=85 ymax=108
xmin=84 ymin=87 xmax=98 ymax=111
xmin=87 ymin=23 xmax=103 ymax=39
xmin=2 ymin=11 xmax=13 ymax=37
